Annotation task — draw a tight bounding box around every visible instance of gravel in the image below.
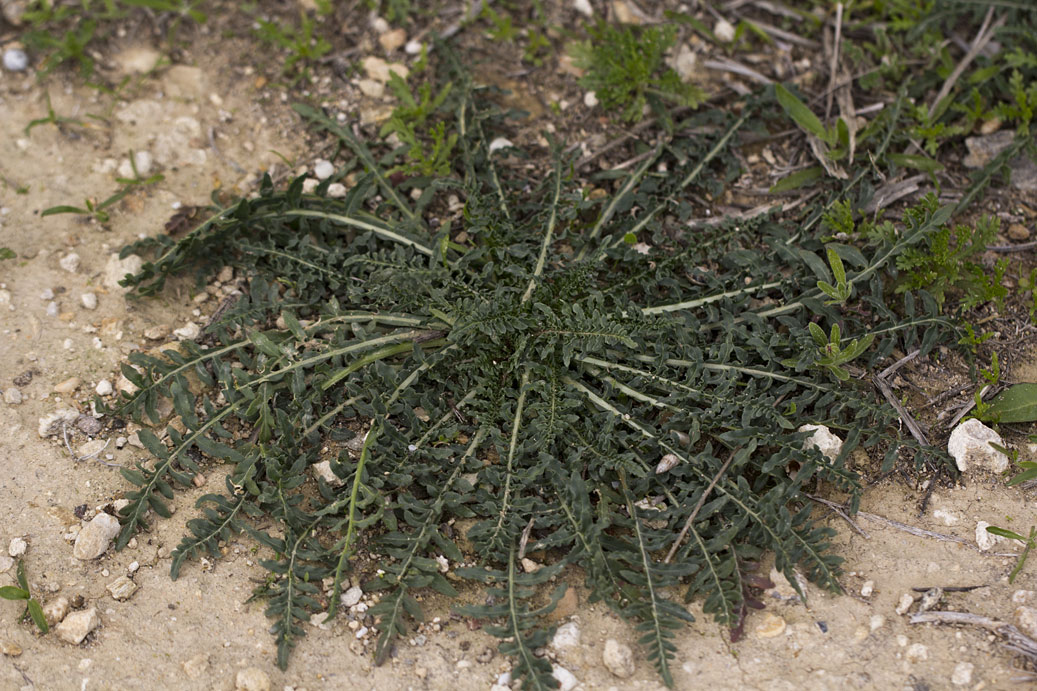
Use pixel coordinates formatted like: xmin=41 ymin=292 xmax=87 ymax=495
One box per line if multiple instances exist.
xmin=73 ymin=513 xmax=121 ymax=560
xmin=54 ymin=607 xmax=100 ymax=645
xmin=2 ymin=48 xmax=28 ymax=72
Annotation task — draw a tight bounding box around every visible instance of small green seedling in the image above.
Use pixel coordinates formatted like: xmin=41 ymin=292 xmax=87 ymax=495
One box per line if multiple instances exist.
xmin=985 ymin=525 xmax=1037 ymax=583
xmin=817 ymin=246 xmax=851 ymax=304
xmin=41 ymin=150 xmax=164 ymax=224
xmin=809 ymin=321 xmax=875 ymax=381
xmin=0 ymin=560 xmax=49 ymax=633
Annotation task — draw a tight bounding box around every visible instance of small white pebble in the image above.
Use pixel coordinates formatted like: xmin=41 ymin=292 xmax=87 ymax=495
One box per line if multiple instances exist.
xmin=46 ymin=302 xmax=59 ymax=317
xmin=8 ymin=537 xmax=27 ymax=557
xmin=860 ymin=580 xmax=874 ymax=598
xmin=80 ymin=293 xmax=98 ymax=310
xmin=714 ymin=18 xmax=736 ymax=43
xmin=3 ymin=49 xmax=29 ymax=72
xmin=95 ymin=379 xmax=113 ymax=396
xmin=314 ymin=159 xmax=335 ymax=180
xmin=895 ymin=593 xmax=915 ymax=615
xmin=583 ymin=91 xmax=599 ymax=108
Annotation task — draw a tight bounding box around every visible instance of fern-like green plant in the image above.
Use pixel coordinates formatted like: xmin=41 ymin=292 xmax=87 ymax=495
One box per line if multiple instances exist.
xmin=107 ymin=55 xmax=963 ymax=688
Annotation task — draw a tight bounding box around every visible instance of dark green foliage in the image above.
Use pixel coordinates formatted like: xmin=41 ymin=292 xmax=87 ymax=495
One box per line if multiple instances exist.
xmin=569 ymin=22 xmax=704 ymax=122
xmin=110 ymin=62 xmax=963 ymax=686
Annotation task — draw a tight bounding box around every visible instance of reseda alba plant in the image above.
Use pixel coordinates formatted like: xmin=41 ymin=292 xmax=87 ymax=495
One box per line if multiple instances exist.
xmin=110 ymin=59 xmax=960 ymax=687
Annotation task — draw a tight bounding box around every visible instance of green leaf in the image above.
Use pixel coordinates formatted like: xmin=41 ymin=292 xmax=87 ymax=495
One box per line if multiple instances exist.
xmin=981 ymin=383 xmax=1037 ymax=423
xmin=0 ymin=586 xmax=28 ymax=600
xmin=0 ymin=248 xmax=15 ymax=260
xmin=26 ymin=599 xmax=49 ymax=633
xmin=775 ymin=84 xmax=829 ymax=143
xmin=769 ymin=166 xmax=824 ymax=194
xmin=40 ymin=205 xmax=88 ymax=217
xmin=887 ymin=153 xmax=944 ymax=173
xmin=986 ymin=526 xmax=1026 ymax=541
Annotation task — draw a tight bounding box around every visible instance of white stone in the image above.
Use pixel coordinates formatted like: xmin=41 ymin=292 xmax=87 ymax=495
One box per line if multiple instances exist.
xmin=489 ymin=137 xmax=513 ymax=154
xmin=799 ymin=424 xmax=843 ymax=461
xmin=38 ymin=407 xmax=80 ymax=437
xmin=573 ymin=0 xmax=593 ymax=17
xmin=905 ymin=643 xmax=928 ymax=662
xmin=310 ymin=612 xmax=331 ymax=630
xmin=116 ymin=374 xmax=139 ymax=396
xmin=103 ymin=253 xmax=143 ymax=291
xmin=551 ymin=621 xmax=581 ymax=649
xmin=976 ymin=521 xmax=1012 ymax=552
xmin=552 ymin=665 xmax=578 ymax=691
xmin=948 ymin=418 xmax=1009 ymax=473
xmin=3 ymin=48 xmax=29 ymax=72
xmin=73 ymin=513 xmax=121 ymax=560
xmin=95 ymin=379 xmax=113 ymax=396
xmin=54 ymin=607 xmax=100 ymax=645
xmin=895 ymin=593 xmax=915 ymax=615
xmin=952 ymin=661 xmax=974 ymax=686
xmin=933 ymin=508 xmax=959 ymax=525
xmin=714 ymin=18 xmax=736 ymax=43
xmin=313 ymin=159 xmax=335 ymax=180
xmin=362 ymin=56 xmax=408 ymax=84
xmin=80 ymin=293 xmax=98 ymax=310
xmin=3 ymin=388 xmax=22 ymax=405
xmin=672 ymin=43 xmax=697 ymax=83
xmin=405 ymin=40 xmax=423 ymax=55
xmin=1016 ymin=606 xmax=1037 ymax=638
xmin=584 ymin=91 xmax=599 ymax=108
xmin=327 ymin=183 xmax=347 ymax=198
xmin=235 ymin=667 xmax=270 ymax=691
xmin=860 ymin=580 xmax=874 ymax=598
xmin=60 ymin=253 xmax=81 ymax=273
xmin=173 ymin=322 xmax=201 ymax=341
xmin=603 ymin=638 xmax=635 ymax=678
xmin=341 ymin=586 xmax=363 ymax=607
xmin=311 ymin=460 xmax=344 ymax=487
xmin=8 ymin=537 xmax=27 ymax=558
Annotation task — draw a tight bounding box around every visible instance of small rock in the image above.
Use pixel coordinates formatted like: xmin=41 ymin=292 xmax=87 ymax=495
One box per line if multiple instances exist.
xmin=860 ymin=580 xmax=874 ymax=598
xmin=46 ymin=301 xmax=59 ymax=317
xmin=948 ymin=418 xmax=1009 ymax=473
xmin=870 ymin=614 xmax=886 ymax=631
xmin=313 ymin=159 xmax=335 ymax=180
xmin=405 ymin=39 xmax=422 ymax=55
xmin=42 ymin=596 xmax=69 ymax=627
xmin=583 ymin=91 xmax=599 ymax=108
xmin=143 ymin=325 xmax=170 ymax=340
xmin=217 ymin=265 xmax=234 ymax=283
xmin=78 ymin=439 xmax=107 ymax=458
xmin=655 ymin=453 xmax=680 ymax=474
xmin=672 ymin=43 xmax=697 ymax=83
xmin=521 ymin=557 xmax=542 ymax=573
xmin=362 ymin=56 xmax=408 ymax=84
xmin=80 ymin=293 xmax=98 ymax=310
xmin=754 ymin=612 xmax=787 ymax=638
xmin=95 ymin=379 xmax=113 ymax=396
xmin=905 ymin=643 xmax=928 ymax=663
xmin=602 ymin=638 xmax=635 ymax=678
xmin=1008 ymin=223 xmax=1031 ymax=241
xmin=551 ymin=621 xmax=581 ymax=650
xmin=8 ymin=537 xmax=26 ymax=558
xmin=0 ymin=640 xmax=22 ymax=656
xmin=980 ymin=118 xmax=1002 ymax=135
xmin=310 ymin=612 xmax=331 ymax=630
xmin=341 ymin=586 xmax=363 ymax=607
xmin=932 ymin=508 xmax=959 ymax=526
xmin=182 ymin=653 xmax=209 ymax=679
xmin=488 ymin=137 xmax=513 ymax=154
xmin=302 ymin=178 xmax=319 ymax=194
xmin=357 ymin=78 xmax=385 ymax=98
xmin=552 ymin=665 xmax=579 ymax=691
xmin=54 ymin=607 xmax=100 ymax=645
xmin=38 ymin=408 xmax=80 ymax=437
xmin=173 ymin=322 xmax=201 ymax=341
xmin=116 ymin=150 xmax=153 ymax=178
xmin=799 ymin=424 xmax=843 ymax=461
xmin=976 ymin=521 xmax=1013 ymax=551
xmin=327 ymin=183 xmax=347 ymax=198
xmin=962 ymin=130 xmax=1037 ymax=191
xmin=1017 ymin=605 xmax=1037 ymax=640
xmin=952 ymin=661 xmax=974 ymax=686
xmin=573 ymin=0 xmax=593 ymax=17
xmin=102 ymin=253 xmax=143 ymax=291
xmin=3 ymin=388 xmax=22 ymax=405
xmin=2 ymin=48 xmax=28 ymax=72
xmin=106 ymin=575 xmax=137 ymax=601
xmin=895 ymin=593 xmax=915 ymax=615
xmin=918 ymin=587 xmax=942 ymax=612
xmin=1014 ymin=589 xmax=1037 ymax=605
xmin=53 ymin=377 xmax=81 ymax=394
xmin=379 ymin=28 xmax=407 ymax=53
xmin=235 ymin=667 xmax=270 ymax=691
xmin=714 ymin=18 xmax=736 ymax=43
xmin=115 ymin=47 xmax=163 ymax=74
xmin=612 ymin=0 xmax=639 ymax=24
xmin=116 ymin=374 xmax=139 ymax=396
xmin=548 ymin=586 xmax=579 ymax=621
xmin=59 ymin=253 xmax=81 ymax=273
xmin=73 ymin=513 xmax=121 ymax=560
xmin=312 ymin=460 xmax=344 ymax=487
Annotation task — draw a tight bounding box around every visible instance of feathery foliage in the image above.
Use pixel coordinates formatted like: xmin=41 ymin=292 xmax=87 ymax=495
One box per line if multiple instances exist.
xmin=108 ymin=56 xmax=967 ymax=687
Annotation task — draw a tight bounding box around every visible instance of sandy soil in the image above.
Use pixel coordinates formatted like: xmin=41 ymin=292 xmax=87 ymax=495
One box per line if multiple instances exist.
xmin=1 ymin=19 xmax=1036 ymax=691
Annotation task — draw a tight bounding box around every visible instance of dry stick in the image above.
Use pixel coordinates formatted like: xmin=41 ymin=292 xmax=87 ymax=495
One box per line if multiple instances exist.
xmin=809 ymin=495 xmax=1018 ymax=556
xmin=927 ymin=8 xmax=1005 ymax=120
xmin=805 ymin=493 xmax=870 ymax=538
xmin=824 ymin=2 xmax=843 ymax=121
xmin=878 ymin=348 xmax=921 ymax=380
xmin=702 ymin=58 xmax=773 ymax=85
xmin=664 ymin=449 xmax=737 ymax=564
xmin=990 ymin=240 xmax=1037 ymax=253
xmin=910 ymin=611 xmax=1037 ymax=664
xmin=874 ymin=376 xmax=931 ymax=448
